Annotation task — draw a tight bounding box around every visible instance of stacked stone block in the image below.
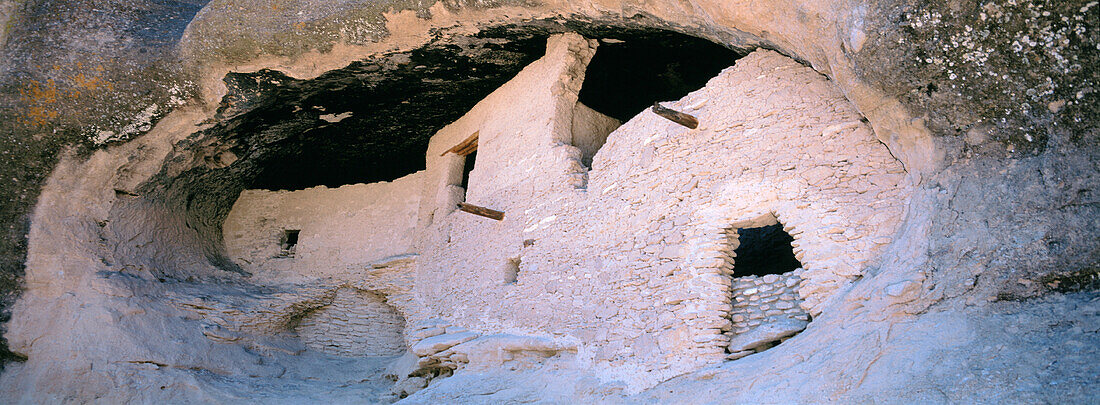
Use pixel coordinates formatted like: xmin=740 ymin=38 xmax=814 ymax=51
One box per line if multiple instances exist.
xmin=725 ymin=270 xmax=810 ymax=360
xmin=296 ymin=287 xmax=407 ymax=357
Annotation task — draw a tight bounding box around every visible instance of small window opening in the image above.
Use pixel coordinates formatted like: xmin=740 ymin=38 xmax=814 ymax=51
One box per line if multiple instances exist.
xmin=443 ymin=132 xmax=478 ymax=203
xmin=731 ymin=223 xmax=801 ymax=276
xmin=502 ymin=257 xmax=520 ymax=285
xmin=460 ymin=150 xmax=477 ymax=192
xmin=280 ymin=229 xmax=300 ymax=257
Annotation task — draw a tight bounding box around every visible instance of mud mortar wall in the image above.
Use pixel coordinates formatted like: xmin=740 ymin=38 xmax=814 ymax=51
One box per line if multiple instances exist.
xmin=412 ymin=38 xmax=911 ymax=390
xmin=223 ymin=172 xmax=424 ymax=280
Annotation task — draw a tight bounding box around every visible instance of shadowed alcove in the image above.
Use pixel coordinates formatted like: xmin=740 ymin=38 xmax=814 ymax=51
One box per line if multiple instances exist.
xmin=732 ymin=223 xmax=803 ymax=277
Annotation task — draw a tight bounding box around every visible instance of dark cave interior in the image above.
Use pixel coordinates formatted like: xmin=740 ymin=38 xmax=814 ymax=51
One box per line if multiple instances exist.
xmin=733 ymin=223 xmax=803 ymax=277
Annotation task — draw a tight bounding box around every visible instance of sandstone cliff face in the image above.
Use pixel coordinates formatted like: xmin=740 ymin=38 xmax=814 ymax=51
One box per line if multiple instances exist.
xmin=0 ymin=0 xmax=1096 ymax=402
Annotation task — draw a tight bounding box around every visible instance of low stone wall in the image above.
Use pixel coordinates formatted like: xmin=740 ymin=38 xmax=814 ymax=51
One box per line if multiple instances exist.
xmin=726 ymin=270 xmax=809 ymax=359
xmin=296 ymin=287 xmax=407 ymax=357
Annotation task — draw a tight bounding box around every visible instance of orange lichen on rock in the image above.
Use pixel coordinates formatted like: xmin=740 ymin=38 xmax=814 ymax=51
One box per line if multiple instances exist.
xmin=18 ymin=79 xmax=61 ymax=127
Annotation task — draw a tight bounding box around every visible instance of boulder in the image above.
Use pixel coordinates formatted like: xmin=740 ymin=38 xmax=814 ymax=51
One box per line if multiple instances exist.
xmin=410 ymin=332 xmax=479 ymax=357
xmin=727 ymin=317 xmax=808 ymax=353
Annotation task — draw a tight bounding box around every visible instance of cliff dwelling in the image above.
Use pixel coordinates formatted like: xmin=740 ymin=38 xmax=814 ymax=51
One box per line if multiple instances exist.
xmin=0 ymin=0 xmax=1097 ymax=403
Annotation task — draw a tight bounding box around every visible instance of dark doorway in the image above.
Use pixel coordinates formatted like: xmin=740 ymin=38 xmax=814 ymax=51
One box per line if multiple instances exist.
xmin=577 ymin=31 xmax=741 ymax=121
xmin=733 ymin=223 xmax=802 ymax=276
xmin=461 ymin=150 xmax=477 ymax=191
xmin=280 ymin=229 xmax=300 ymax=257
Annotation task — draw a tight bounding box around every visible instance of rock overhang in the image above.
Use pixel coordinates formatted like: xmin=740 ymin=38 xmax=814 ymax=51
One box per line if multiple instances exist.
xmin=122 ymin=22 xmax=743 ymax=280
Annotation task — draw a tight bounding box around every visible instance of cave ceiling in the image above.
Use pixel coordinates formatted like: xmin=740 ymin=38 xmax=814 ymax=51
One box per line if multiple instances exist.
xmin=195 ymin=22 xmax=740 ymax=191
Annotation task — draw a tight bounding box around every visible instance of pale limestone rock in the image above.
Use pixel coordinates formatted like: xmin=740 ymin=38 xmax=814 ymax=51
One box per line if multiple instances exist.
xmin=727 ymin=318 xmax=810 ymax=352
xmin=393 ymin=376 xmax=429 ymax=397
xmin=445 ymin=334 xmax=576 ymax=370
xmin=885 ymin=280 xmax=921 ymax=298
xmin=725 ymin=350 xmax=755 ymax=361
xmin=411 ymin=332 xmax=479 ymax=357
xmin=410 ymin=326 xmax=447 ymax=341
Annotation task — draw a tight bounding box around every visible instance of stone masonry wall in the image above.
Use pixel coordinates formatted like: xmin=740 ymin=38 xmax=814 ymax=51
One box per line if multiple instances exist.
xmin=411 ymin=36 xmax=912 ymax=392
xmin=730 ymin=272 xmax=809 ymax=335
xmin=223 ymin=172 xmax=423 ymax=281
xmin=158 ymin=255 xmax=420 ymax=360
xmin=726 ymin=270 xmax=809 ymax=360
xmin=219 ymin=174 xmax=423 ymax=359
xmin=296 ymin=287 xmax=407 ymax=357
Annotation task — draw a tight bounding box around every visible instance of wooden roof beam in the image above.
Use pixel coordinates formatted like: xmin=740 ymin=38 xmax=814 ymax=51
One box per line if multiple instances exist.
xmin=441 ymin=131 xmax=480 ymax=156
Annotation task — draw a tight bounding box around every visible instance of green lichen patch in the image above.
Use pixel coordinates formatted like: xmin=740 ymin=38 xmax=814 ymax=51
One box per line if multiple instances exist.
xmin=1039 ymin=265 xmax=1100 ymax=293
xmin=995 ymin=265 xmax=1100 ymax=301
